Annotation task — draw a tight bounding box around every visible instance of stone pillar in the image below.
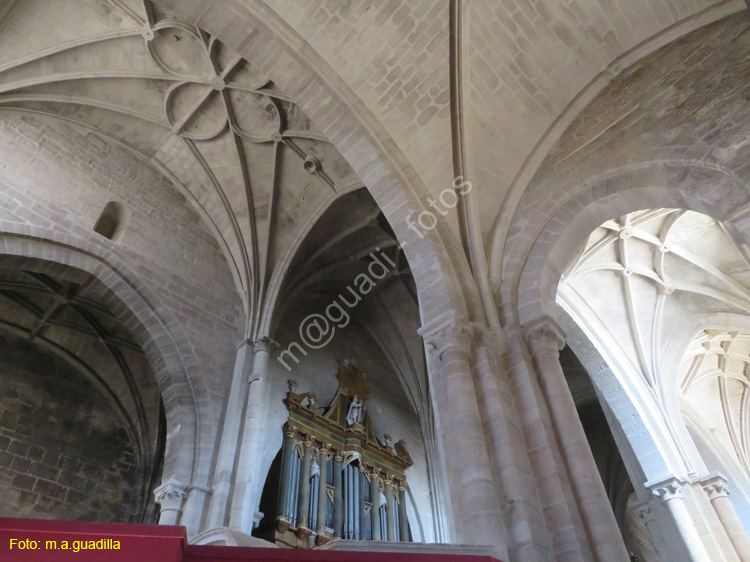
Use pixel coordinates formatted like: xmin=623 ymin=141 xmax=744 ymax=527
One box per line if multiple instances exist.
xmin=398 ymin=482 xmax=408 ymax=542
xmin=181 ymin=484 xmax=211 ymax=538
xmin=649 ymin=477 xmax=712 ymax=562
xmin=417 ymin=312 xmax=506 ymax=551
xmin=296 ymin=435 xmax=313 ymax=534
xmin=370 ymin=468 xmax=382 ymax=541
xmin=277 ymin=425 xmax=295 ymax=523
xmin=359 ymin=465 xmax=368 ymax=540
xmin=385 ymin=476 xmax=395 ymax=541
xmin=230 ymin=336 xmax=277 ymax=532
xmin=206 ymin=340 xmax=253 ymax=528
xmin=702 ymin=474 xmax=750 ymax=562
xmin=524 ymin=317 xmax=629 ymax=561
xmin=316 ymin=445 xmax=329 ymax=543
xmin=155 ymin=479 xmax=186 ymax=525
xmin=333 ymin=450 xmax=343 ymax=538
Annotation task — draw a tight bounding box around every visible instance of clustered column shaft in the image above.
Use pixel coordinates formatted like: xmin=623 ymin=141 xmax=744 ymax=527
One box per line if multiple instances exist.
xmin=703 ymin=475 xmax=750 ymax=562
xmin=525 ymin=318 xmax=629 ymax=561
xmin=649 ymin=477 xmax=712 ymax=562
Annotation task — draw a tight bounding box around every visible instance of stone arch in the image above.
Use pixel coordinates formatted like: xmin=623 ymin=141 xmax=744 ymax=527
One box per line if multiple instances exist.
xmin=510 ymin=162 xmax=750 ymax=328
xmin=557 ymin=308 xmax=677 ymax=489
xmin=486 ymin=1 xmax=746 ymax=278
xmin=0 ymin=222 xmax=213 ymax=491
xmin=505 ymin=162 xmax=750 ymax=531
xmin=156 ymin=0 xmax=478 ymax=332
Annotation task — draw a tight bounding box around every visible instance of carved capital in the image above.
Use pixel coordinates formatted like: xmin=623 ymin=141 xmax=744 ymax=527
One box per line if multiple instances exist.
xmin=418 ymin=310 xmax=473 ymax=361
xmin=647 ymin=476 xmax=684 ymax=503
xmin=154 ymin=478 xmax=187 ymax=511
xmin=701 ymin=473 xmax=730 ymax=501
xmin=333 ymin=449 xmax=344 ymax=462
xmin=253 ymin=336 xmax=279 ymax=355
xmin=523 ymin=316 xmax=565 ymax=353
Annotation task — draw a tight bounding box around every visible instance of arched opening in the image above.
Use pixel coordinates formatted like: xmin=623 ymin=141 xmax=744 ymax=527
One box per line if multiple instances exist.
xmin=253 ymin=188 xmax=433 ymax=547
xmin=0 ymin=261 xmax=165 ymax=523
xmin=557 ymin=208 xmax=750 ymax=560
xmin=93 ymin=201 xmax=128 ymax=241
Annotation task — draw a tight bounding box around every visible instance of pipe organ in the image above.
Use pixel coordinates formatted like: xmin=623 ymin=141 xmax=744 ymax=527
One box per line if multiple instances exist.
xmin=274 ymin=363 xmax=414 ymax=548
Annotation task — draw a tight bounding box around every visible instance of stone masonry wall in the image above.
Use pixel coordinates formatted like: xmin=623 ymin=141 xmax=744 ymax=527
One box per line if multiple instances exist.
xmin=0 ymin=332 xmax=144 ymax=522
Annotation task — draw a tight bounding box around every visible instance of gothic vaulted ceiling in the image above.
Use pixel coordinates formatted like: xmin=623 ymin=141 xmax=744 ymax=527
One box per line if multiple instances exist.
xmin=558 ymin=209 xmax=750 ymax=477
xmin=0 ymin=0 xmax=363 ymax=336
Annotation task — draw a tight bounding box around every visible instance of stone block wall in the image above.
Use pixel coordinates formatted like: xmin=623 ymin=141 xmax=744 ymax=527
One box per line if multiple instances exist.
xmin=0 ymin=332 xmax=144 ymax=522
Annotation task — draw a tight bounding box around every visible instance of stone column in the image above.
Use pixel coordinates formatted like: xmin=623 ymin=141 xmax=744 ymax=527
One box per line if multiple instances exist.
xmin=181 ymin=484 xmax=211 ymax=538
xmin=333 ymin=450 xmax=343 ymax=538
xmin=417 ymin=312 xmax=506 ymax=551
xmin=206 ymin=339 xmax=253 ymax=528
xmin=398 ymin=482 xmax=408 ymax=542
xmin=649 ymin=477 xmax=712 ymax=562
xmin=230 ymin=336 xmax=278 ymax=532
xmin=277 ymin=425 xmax=295 ymax=523
xmin=316 ymin=445 xmax=329 ymax=543
xmin=296 ymin=435 xmax=313 ymax=534
xmin=524 ymin=317 xmax=629 ymax=561
xmin=370 ymin=468 xmax=382 ymax=541
xmin=154 ymin=479 xmax=186 ymax=525
xmin=702 ymin=474 xmax=750 ymax=562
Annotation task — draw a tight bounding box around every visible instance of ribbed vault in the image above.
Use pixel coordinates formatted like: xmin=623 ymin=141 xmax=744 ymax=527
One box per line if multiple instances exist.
xmin=0 ymin=0 xmax=362 ymax=337
xmin=559 ymin=208 xmax=750 ymax=483
xmin=680 ymin=330 xmax=750 ymax=476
